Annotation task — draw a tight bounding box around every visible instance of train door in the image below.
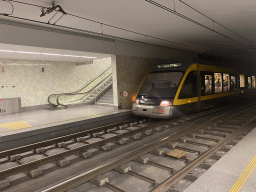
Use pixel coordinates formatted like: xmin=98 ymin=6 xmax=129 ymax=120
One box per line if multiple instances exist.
xmin=200 ymin=72 xmax=214 ymax=109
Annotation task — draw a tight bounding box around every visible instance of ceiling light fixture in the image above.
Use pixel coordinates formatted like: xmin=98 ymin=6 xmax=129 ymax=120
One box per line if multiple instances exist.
xmin=0 ymin=50 xmax=97 ymax=59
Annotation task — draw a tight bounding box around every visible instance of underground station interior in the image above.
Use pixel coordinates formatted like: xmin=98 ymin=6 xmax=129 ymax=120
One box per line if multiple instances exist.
xmin=0 ymin=1 xmax=256 ymax=192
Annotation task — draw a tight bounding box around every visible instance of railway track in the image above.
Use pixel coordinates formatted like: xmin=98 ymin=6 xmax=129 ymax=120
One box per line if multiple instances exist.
xmin=37 ymin=104 xmax=256 ymax=192
xmin=0 ymin=101 xmax=255 ymax=192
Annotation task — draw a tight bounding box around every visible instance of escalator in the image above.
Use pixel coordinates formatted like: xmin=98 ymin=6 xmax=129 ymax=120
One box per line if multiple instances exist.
xmin=48 ymin=66 xmax=112 ymax=107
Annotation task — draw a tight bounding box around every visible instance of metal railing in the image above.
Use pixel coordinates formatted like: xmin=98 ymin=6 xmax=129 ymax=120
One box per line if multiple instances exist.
xmin=48 ymin=66 xmax=112 ymax=106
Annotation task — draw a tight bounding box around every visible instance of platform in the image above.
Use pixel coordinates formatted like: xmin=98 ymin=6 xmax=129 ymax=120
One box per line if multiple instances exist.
xmin=0 ymin=105 xmax=132 ymax=151
xmin=184 ymin=126 xmax=256 ymax=192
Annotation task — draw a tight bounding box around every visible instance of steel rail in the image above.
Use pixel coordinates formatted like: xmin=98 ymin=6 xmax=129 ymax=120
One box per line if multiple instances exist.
xmin=0 ymin=119 xmax=174 ymax=178
xmin=151 ymin=116 xmax=256 ymax=192
xmin=41 ymin=105 xmax=253 ymax=192
xmin=0 ymin=118 xmax=138 ymax=159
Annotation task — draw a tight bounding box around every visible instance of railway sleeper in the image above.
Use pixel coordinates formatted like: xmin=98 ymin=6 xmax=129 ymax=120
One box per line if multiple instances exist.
xmin=194 ymin=135 xmax=219 ymax=142
xmin=154 ymin=126 xmax=162 ymax=132
xmin=209 ymin=154 xmax=222 ymax=160
xmin=8 ymin=154 xmax=21 ymax=162
xmin=210 ymin=128 xmax=233 ymax=133
xmin=27 ymin=167 xmax=43 ymax=178
xmin=0 ymin=179 xmax=10 ymax=190
xmin=143 ymin=129 xmax=153 ymax=135
xmin=170 ymin=122 xmax=179 ymax=125
xmin=126 ymin=126 xmax=140 ymax=131
xmin=203 ymin=130 xmax=227 ymax=137
xmin=115 ymin=165 xmax=131 ymax=174
xmin=178 ymin=119 xmax=186 ymax=123
xmin=90 ymin=175 xmax=109 ymax=187
xmin=167 ymin=189 xmax=181 ymax=192
xmin=198 ymin=163 xmax=212 ymax=170
xmin=79 ymin=151 xmax=92 ymax=159
xmin=136 ymin=156 xmax=149 ymax=164
xmin=217 ymin=124 xmax=240 ymax=129
xmin=55 ymin=158 xmax=70 ymax=167
xmin=162 ymin=124 xmax=171 ymax=128
xmin=106 ymin=129 xmax=114 ymax=133
xmin=166 ymin=142 xmax=179 ymax=149
xmin=34 ymin=147 xmax=46 ymax=154
xmin=99 ymin=142 xmax=115 ymax=151
xmin=184 ymin=175 xmax=198 ymax=182
xmin=130 ymin=133 xmax=142 ymax=140
xmin=185 ymin=140 xmax=214 ymax=148
xmin=152 ymin=148 xmax=165 ymax=156
xmin=55 ymin=142 xmax=68 ymax=148
xmin=116 ymin=138 xmax=129 ymax=145
xmin=219 ymin=147 xmax=230 ymax=153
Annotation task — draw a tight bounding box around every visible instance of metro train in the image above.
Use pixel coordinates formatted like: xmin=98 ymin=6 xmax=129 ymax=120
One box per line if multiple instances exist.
xmin=132 ymin=59 xmax=256 ymax=118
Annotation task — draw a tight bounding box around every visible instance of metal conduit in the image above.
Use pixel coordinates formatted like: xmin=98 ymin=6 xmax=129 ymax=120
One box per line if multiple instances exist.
xmin=3 ymin=0 xmax=205 ymax=51
xmin=145 ymin=0 xmax=244 ymax=45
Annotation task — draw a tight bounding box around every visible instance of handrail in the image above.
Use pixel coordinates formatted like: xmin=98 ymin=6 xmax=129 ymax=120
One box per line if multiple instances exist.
xmin=48 ymin=66 xmax=112 ymax=105
xmin=56 ymin=74 xmax=112 ymax=106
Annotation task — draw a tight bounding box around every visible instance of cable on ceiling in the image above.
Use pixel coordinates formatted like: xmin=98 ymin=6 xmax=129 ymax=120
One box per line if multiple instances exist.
xmin=146 ymin=0 xmax=244 ymax=45
xmin=0 ymin=0 xmax=14 ymax=16
xmin=2 ymin=0 xmax=205 ymax=52
xmin=3 ymin=15 xmax=204 ymax=54
xmin=173 ymin=0 xmax=176 ymax=12
xmin=178 ymin=0 xmax=249 ymax=42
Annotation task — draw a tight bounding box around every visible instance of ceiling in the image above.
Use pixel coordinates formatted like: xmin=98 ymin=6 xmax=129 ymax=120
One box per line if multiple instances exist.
xmin=0 ymin=43 xmax=111 ymax=62
xmin=0 ymin=0 xmax=256 ymax=61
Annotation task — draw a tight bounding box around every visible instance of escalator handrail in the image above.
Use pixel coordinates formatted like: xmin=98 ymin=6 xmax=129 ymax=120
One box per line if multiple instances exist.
xmin=48 ymin=66 xmax=112 ymax=105
xmin=56 ymin=74 xmax=112 ymax=106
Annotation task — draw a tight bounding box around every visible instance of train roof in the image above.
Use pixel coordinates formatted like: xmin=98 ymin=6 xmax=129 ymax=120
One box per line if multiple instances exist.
xmin=152 ymin=58 xmax=252 ymax=75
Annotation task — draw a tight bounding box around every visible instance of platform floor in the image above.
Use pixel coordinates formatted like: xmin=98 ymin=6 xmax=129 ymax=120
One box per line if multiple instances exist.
xmin=0 ymin=105 xmax=127 ymax=135
xmin=184 ymin=127 xmax=256 ymax=192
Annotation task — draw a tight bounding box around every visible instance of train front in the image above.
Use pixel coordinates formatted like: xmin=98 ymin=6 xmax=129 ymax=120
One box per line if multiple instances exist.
xmin=132 ymin=65 xmax=184 ymax=119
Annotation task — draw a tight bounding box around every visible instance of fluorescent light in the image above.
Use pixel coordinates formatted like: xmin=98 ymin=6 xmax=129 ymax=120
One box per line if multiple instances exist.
xmin=0 ymin=49 xmax=97 ymax=59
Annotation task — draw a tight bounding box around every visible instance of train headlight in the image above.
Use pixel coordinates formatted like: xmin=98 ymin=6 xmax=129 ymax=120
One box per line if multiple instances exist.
xmin=135 ymin=99 xmax=140 ymax=104
xmin=160 ymin=100 xmax=172 ymax=106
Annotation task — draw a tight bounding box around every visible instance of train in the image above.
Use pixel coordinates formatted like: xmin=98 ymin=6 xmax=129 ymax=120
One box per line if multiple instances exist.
xmin=132 ymin=59 xmax=256 ymax=118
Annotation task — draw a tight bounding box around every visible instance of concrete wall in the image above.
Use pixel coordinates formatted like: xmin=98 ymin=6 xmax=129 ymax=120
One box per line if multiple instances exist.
xmin=0 ymin=19 xmax=115 ymax=54
xmin=0 ymin=57 xmax=111 ymax=107
xmin=0 ymin=19 xmax=198 ymax=109
xmin=115 ymin=40 xmax=197 ymax=59
xmin=114 ymin=55 xmax=157 ymax=109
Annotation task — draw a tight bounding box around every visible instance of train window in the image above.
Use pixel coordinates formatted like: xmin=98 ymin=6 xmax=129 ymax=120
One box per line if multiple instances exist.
xmin=231 ymin=76 xmax=236 ymax=91
xmin=223 ymin=74 xmax=230 ymax=92
xmin=252 ymin=76 xmax=255 ymax=89
xmin=214 ymin=73 xmax=222 ymax=93
xmin=248 ymin=77 xmax=252 ymax=89
xmin=138 ymin=71 xmax=183 ymax=98
xmin=178 ymin=71 xmax=197 ymax=99
xmin=201 ymin=74 xmax=213 ymax=95
xmin=240 ymin=74 xmax=245 ymax=88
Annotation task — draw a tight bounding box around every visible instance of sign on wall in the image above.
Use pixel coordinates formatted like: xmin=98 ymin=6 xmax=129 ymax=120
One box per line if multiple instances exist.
xmin=1 ymin=84 xmax=18 ymax=98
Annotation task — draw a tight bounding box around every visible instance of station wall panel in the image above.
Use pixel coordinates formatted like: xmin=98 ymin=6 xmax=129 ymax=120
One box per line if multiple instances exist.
xmin=0 ymin=57 xmax=111 ymax=107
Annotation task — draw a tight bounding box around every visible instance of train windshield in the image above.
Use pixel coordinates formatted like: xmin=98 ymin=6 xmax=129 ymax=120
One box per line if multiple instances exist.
xmin=138 ymin=71 xmax=183 ymax=98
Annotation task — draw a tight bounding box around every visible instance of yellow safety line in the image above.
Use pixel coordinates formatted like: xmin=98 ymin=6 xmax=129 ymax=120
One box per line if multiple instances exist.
xmin=229 ymin=155 xmax=256 ymax=192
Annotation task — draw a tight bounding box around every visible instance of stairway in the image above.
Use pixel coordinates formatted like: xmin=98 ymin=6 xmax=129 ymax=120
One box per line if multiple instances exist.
xmin=96 ymin=88 xmax=114 ymax=106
